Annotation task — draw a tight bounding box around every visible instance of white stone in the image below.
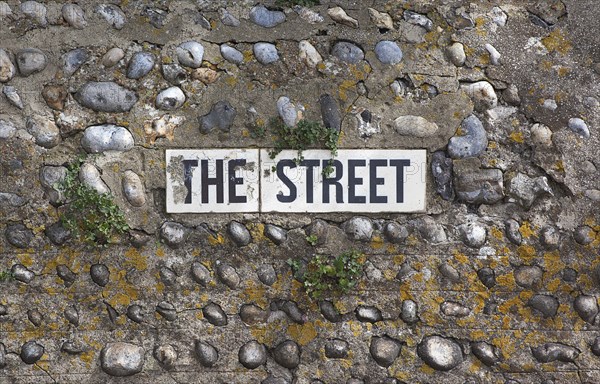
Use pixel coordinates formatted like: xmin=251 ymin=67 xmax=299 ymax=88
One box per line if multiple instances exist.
xmin=368 ymin=8 xmax=394 ymax=30
xmin=485 ymin=43 xmax=501 ymax=65
xmin=394 ymin=115 xmax=439 ymax=137
xmin=446 ymin=43 xmax=466 ymax=67
xmin=276 ymin=96 xmax=301 ymax=127
xmin=156 ymin=87 xmax=185 ymax=110
xmin=531 ymin=123 xmax=553 ymax=147
xmin=79 ymin=163 xmax=110 ymax=194
xmin=299 ymin=40 xmax=322 ymax=68
xmin=328 ymin=6 xmax=358 ymax=28
xmin=461 ymin=81 xmax=497 ymax=111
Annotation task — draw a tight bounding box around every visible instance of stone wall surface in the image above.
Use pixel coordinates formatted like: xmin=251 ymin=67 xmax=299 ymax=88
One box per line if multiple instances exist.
xmin=0 ymin=0 xmax=599 ymax=383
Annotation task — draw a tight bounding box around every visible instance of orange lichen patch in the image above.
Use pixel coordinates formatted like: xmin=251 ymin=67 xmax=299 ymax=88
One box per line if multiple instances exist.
xmin=106 ymin=292 xmax=131 ymax=307
xmin=542 ymin=29 xmax=572 ymax=55
xmin=471 ymin=329 xmax=486 ymax=339
xmin=519 ymin=222 xmax=537 ymax=239
xmin=370 ymin=235 xmax=384 ymax=250
xmin=469 ymin=359 xmax=483 ymax=373
xmin=509 ymin=132 xmax=525 ymax=143
xmin=156 ymin=247 xmax=165 ymax=257
xmin=383 ymin=269 xmax=397 ymax=280
xmin=287 ymin=321 xmax=319 ymax=346
xmin=420 ymin=364 xmax=435 ymax=374
xmin=546 ymin=278 xmax=561 ymax=292
xmin=496 ymin=272 xmax=516 ymax=290
xmin=543 ymin=251 xmax=564 ymax=277
xmin=208 ymin=233 xmax=225 ymax=246
xmin=453 ymin=251 xmax=469 ymax=264
xmin=124 ymin=248 xmax=148 ymax=271
xmin=492 ymin=334 xmax=517 ymax=356
xmin=243 ymin=280 xmax=268 ymax=308
xmin=517 ymin=245 xmax=537 ymax=263
xmin=17 ymin=253 xmax=34 ymax=268
xmin=247 ymin=223 xmax=266 ymax=243
xmin=491 ymin=226 xmax=504 ymax=241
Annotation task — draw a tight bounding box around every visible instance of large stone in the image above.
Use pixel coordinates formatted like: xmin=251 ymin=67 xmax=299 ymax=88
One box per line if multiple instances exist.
xmin=227 ymin=221 xmax=251 ymax=246
xmin=199 ymin=101 xmax=236 ymax=133
xmin=100 ymin=342 xmax=144 ymax=377
xmin=90 ymin=264 xmax=110 ymax=287
xmin=122 ymin=170 xmax=146 ymax=207
xmin=458 ymin=221 xmax=486 ymax=248
xmin=96 ymin=4 xmax=126 ymax=29
xmin=528 ymin=294 xmax=559 ymax=318
xmin=253 ymin=43 xmax=279 ymax=64
xmin=471 ymin=341 xmax=500 ymax=366
xmin=355 ymin=305 xmax=383 ymax=323
xmin=203 ymin=302 xmax=228 ymax=326
xmin=195 ymin=341 xmax=218 ymax=367
xmin=273 ymin=340 xmax=300 ymax=369
xmin=220 ymin=44 xmax=243 ymax=64
xmin=21 ymin=1 xmax=46 ymax=25
xmin=447 ymin=115 xmax=488 ymax=159
xmin=12 ymin=264 xmax=34 ymax=283
xmin=153 ymin=344 xmax=177 ymax=367
xmin=79 ymin=163 xmax=109 ymax=194
xmin=342 ymin=217 xmax=373 ymax=241
xmin=239 ymin=341 xmax=267 ymax=369
xmin=573 ymin=295 xmax=598 ymax=324
xmin=328 ymin=6 xmax=358 ymax=28
xmin=155 ymin=87 xmax=185 ymax=110
xmin=42 ymin=84 xmax=68 ymax=111
xmin=177 ymin=41 xmax=204 ymax=68
xmin=370 ymin=336 xmax=401 ymax=367
xmin=514 ymin=265 xmax=542 ymax=288
xmin=5 ymin=224 xmax=33 ymax=248
xmin=63 ymin=48 xmax=89 ymax=77
xmin=531 ymin=343 xmax=579 ymax=363
xmin=127 ymin=52 xmax=155 ymax=79
xmin=325 ymin=339 xmax=349 ymax=359
xmin=507 ymin=173 xmax=553 ymax=209
xmin=320 ymin=94 xmax=342 ymax=132
xmin=299 ymin=40 xmax=322 ymax=68
xmin=20 ymin=341 xmax=44 ymax=364
xmin=249 ymin=5 xmax=285 ymax=28
xmin=453 ymin=158 xmax=504 ymax=204
xmin=75 ymin=82 xmax=137 ymax=112
xmin=417 ymin=336 xmax=463 ymax=371
xmin=62 ymin=3 xmax=87 ymax=29
xmin=375 ymin=40 xmax=403 ymax=65
xmin=81 ymin=125 xmax=134 ymax=153
xmin=216 ymin=261 xmax=240 ymax=289
xmin=3 ymin=86 xmax=23 ymax=109
xmin=15 ymin=48 xmax=47 ymax=76
xmin=401 ymin=300 xmax=418 ymax=324
xmin=160 ymin=221 xmax=187 ymax=248
xmin=331 ymin=41 xmax=364 ymax=64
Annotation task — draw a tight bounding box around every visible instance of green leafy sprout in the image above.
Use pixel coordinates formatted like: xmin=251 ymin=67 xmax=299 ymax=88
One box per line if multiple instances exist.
xmin=0 ymin=270 xmax=14 ymax=282
xmin=288 ymin=249 xmax=365 ymax=300
xmin=305 ymin=234 xmax=319 ymax=246
xmin=267 ymin=118 xmax=339 ymax=176
xmin=56 ymin=157 xmax=129 ymax=246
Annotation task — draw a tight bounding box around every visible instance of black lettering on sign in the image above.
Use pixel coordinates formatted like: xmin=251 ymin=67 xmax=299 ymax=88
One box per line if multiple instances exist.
xmin=182 ymin=160 xmax=198 ymax=204
xmin=348 ymin=160 xmax=366 ymax=203
xmin=322 ymin=160 xmax=343 ymax=203
xmin=201 ymin=159 xmax=224 ymax=204
xmin=369 ymin=159 xmax=387 ymax=203
xmin=300 ymin=160 xmax=319 ymax=203
xmin=277 ymin=159 xmax=297 ymax=203
xmin=228 ymin=159 xmax=247 ymax=203
xmin=390 ymin=159 xmax=410 ymax=203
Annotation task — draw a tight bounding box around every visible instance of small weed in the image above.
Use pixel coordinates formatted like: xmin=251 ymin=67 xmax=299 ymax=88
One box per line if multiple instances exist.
xmin=305 ymin=234 xmax=318 ymax=246
xmin=0 ymin=270 xmax=14 ymax=281
xmin=249 ymin=122 xmax=267 ymax=139
xmin=267 ymin=118 xmax=339 ymax=176
xmin=289 ymin=250 xmax=364 ymax=300
xmin=276 ymin=0 xmax=320 ymax=7
xmin=56 ymin=157 xmax=129 ymax=246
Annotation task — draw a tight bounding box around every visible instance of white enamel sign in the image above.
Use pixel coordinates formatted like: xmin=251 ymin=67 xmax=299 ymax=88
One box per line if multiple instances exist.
xmin=166 ymin=149 xmax=426 ymax=213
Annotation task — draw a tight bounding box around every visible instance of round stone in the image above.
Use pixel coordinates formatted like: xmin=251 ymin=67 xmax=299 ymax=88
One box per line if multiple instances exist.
xmin=319 ymin=300 xmax=342 ymax=322
xmin=64 ymin=305 xmax=79 ymax=326
xmin=370 ymin=336 xmax=401 ymax=367
xmin=239 ymin=304 xmax=269 ymax=324
xmin=203 ymin=302 xmax=228 ymax=326
xmin=342 ymin=217 xmax=373 ymax=241
xmin=28 ymin=309 xmax=43 ymax=326
xmin=45 ymin=222 xmax=71 ymax=246
xmin=540 ymin=226 xmax=560 ymax=250
xmin=446 ymin=42 xmax=466 ymax=66
xmin=448 ymin=114 xmax=488 ymax=159
xmin=239 ymin=341 xmax=267 ymax=369
xmin=375 ymin=40 xmax=403 ymax=65
xmin=159 ymin=267 xmax=177 ymax=286
xmin=62 ymin=4 xmax=87 ymax=29
xmin=384 ymin=222 xmax=409 ymax=244
xmin=471 ymin=341 xmax=499 ymax=366
xmin=126 ymin=305 xmax=145 ymax=323
xmin=417 ymin=336 xmax=463 ymax=371
xmin=191 ymin=262 xmax=212 ymax=286
xmin=227 ymin=221 xmax=251 ymax=246
xmin=216 ymin=261 xmax=240 ymax=289
xmin=568 ymin=117 xmax=590 ymax=138
xmin=273 ymin=340 xmax=300 ymax=369
xmin=440 ymin=301 xmax=470 ymax=317
xmin=574 ymin=295 xmax=598 ymax=323
xmin=319 ymin=93 xmax=342 ymax=132
xmin=20 ymin=341 xmax=44 ymax=364
xmin=162 ymin=63 xmax=187 ymax=85
xmin=355 ymin=305 xmax=383 ymax=323
xmin=439 ymin=263 xmax=460 ymax=282
xmin=154 ymin=344 xmax=177 ymax=367
xmin=220 ymin=44 xmax=244 ymax=64
xmin=574 ymin=226 xmax=595 ymax=245
xmin=299 ymin=40 xmax=322 ymax=68
xmin=280 ymin=301 xmax=306 ymax=324
xmin=264 ymin=224 xmax=287 ymax=245
xmin=477 ymin=267 xmax=496 ymax=288
xmin=20 ymin=1 xmax=46 ymax=26
xmin=156 ymin=301 xmax=177 ymax=321
xmin=277 ymin=96 xmax=300 ymax=127
xmin=42 ymin=84 xmax=68 ymax=111
xmin=100 ymin=342 xmax=144 ymax=377
xmin=25 ymin=116 xmax=60 ymax=149
xmin=156 ymin=86 xmax=185 ymax=110
xmin=82 ymin=125 xmax=134 ymax=153
xmin=249 ymin=5 xmax=285 ymax=28
xmin=458 ymin=222 xmax=487 ymax=248
xmin=102 ymin=47 xmax=124 ymax=67
xmin=325 ymin=339 xmax=349 ymax=359
xmin=331 ymin=41 xmax=364 ymax=64
xmin=253 ymin=43 xmax=279 ymax=64
xmin=177 ymin=41 xmax=204 ymax=68
xmin=160 ymin=221 xmax=187 ymax=248
xmin=0 ymin=119 xmax=17 ymax=139
xmin=15 ymin=48 xmax=47 ymax=76
xmin=528 ymin=294 xmax=559 ymax=318
xmin=401 ymin=300 xmax=418 ymax=324
xmin=257 ymin=264 xmax=277 ymax=286
xmin=127 ymin=52 xmax=155 ymax=79
xmin=504 ymin=219 xmax=522 ymax=245
xmin=199 ymin=100 xmax=237 ymax=133
xmin=5 ymin=224 xmax=33 ymax=248
xmin=75 ymin=82 xmax=137 ymax=112
xmin=122 ymin=170 xmax=146 ymax=207
xmin=90 ymin=264 xmax=110 ymax=287
xmin=195 ymin=341 xmax=218 ymax=367
xmin=514 ymin=265 xmax=542 ymax=288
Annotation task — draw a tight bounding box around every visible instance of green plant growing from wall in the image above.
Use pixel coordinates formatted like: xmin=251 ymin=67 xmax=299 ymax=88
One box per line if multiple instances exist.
xmin=305 ymin=234 xmax=319 ymax=246
xmin=268 ymin=118 xmax=339 ymax=176
xmin=0 ymin=270 xmax=14 ymax=282
xmin=288 ymin=249 xmax=364 ymax=299
xmin=56 ymin=157 xmax=129 ymax=246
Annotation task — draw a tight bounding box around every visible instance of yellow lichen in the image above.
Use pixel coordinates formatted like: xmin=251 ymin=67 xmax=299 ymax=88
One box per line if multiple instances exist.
xmin=542 ymin=29 xmax=572 ymax=55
